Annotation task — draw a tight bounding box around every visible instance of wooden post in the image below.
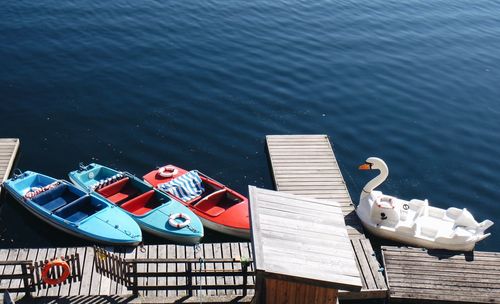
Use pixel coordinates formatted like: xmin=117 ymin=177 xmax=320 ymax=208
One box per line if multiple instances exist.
xmin=131 ymin=263 xmax=138 ymax=296
xmin=186 ymin=262 xmax=193 ymax=297
xmin=242 ymin=263 xmax=248 ymax=296
xmin=21 ymin=264 xmax=32 ymax=297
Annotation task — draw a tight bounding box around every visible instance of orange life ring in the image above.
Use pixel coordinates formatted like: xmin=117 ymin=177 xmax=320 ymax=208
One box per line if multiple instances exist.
xmin=41 ymin=259 xmax=70 ymax=286
xmin=158 ymin=165 xmax=178 ymax=178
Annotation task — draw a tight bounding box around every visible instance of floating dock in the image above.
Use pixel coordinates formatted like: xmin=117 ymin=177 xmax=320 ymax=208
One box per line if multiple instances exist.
xmin=4 ymin=134 xmax=499 ymax=303
xmin=0 ymin=243 xmax=254 ymax=302
xmin=382 ymin=246 xmax=500 ymax=304
xmin=0 ymin=138 xmax=20 ymax=195
xmin=266 ymin=135 xmax=388 ymax=299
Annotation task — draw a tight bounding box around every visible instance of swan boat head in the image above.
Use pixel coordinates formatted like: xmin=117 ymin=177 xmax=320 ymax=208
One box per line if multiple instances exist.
xmin=358 ymin=157 xmax=389 ymax=200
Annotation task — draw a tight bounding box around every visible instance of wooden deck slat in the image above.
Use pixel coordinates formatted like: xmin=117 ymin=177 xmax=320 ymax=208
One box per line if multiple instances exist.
xmin=0 ymin=138 xmax=20 ymax=196
xmin=383 ymin=246 xmax=500 ymax=303
xmin=0 ymin=243 xmax=255 ymax=301
xmin=156 ymin=245 xmax=166 ymax=297
xmin=0 ymin=249 xmax=11 ymax=290
xmin=266 ymin=134 xmax=388 ymax=299
xmin=176 ymin=245 xmax=186 ymax=296
xmin=41 ymin=248 xmax=56 ymax=297
xmin=25 ymin=248 xmax=39 ymax=296
xmin=203 ymin=243 xmax=216 ymax=296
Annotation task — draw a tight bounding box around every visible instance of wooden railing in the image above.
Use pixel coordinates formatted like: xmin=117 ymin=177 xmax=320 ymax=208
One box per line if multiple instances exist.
xmin=0 ymin=260 xmax=34 ymax=295
xmin=94 ymin=246 xmax=254 ymax=296
xmin=33 ymin=254 xmax=81 ymax=290
xmin=0 ymin=253 xmax=81 ymax=296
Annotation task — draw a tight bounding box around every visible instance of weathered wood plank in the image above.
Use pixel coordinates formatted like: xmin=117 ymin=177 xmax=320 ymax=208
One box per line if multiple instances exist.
xmin=41 ymin=248 xmax=57 ymax=297
xmin=135 ymin=245 xmax=148 ymax=296
xmin=155 ymin=245 xmax=166 ymax=297
xmin=166 ymin=244 xmax=177 ymax=297
xmin=266 ymin=135 xmax=388 ymax=299
xmin=203 ymin=243 xmax=216 ymax=296
xmin=146 ymin=245 xmax=158 ymax=297
xmin=383 ymin=246 xmax=500 ymax=303
xmin=250 ymin=186 xmax=362 ymax=291
xmin=176 ymin=244 xmax=187 ymax=296
xmin=119 ymin=246 xmax=135 ymax=296
xmin=46 ymin=247 xmax=67 ymax=297
xmin=0 ymin=138 xmax=20 ymax=196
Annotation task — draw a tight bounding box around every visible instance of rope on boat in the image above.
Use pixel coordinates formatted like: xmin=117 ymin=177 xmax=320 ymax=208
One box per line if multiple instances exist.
xmin=91 ymin=172 xmax=125 ymax=191
xmin=24 ymin=180 xmax=62 ymax=200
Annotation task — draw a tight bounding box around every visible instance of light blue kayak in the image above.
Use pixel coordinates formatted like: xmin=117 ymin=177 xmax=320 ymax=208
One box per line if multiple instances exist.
xmin=69 ymin=163 xmax=204 ymax=244
xmin=2 ymin=171 xmax=142 ymax=246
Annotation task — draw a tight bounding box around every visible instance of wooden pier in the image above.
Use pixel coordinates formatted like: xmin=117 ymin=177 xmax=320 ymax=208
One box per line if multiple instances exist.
xmin=0 ymin=138 xmax=20 ymax=195
xmin=0 ymin=243 xmax=255 ymax=302
xmin=266 ymin=135 xmax=388 ymax=299
xmin=382 ymin=246 xmax=500 ymax=304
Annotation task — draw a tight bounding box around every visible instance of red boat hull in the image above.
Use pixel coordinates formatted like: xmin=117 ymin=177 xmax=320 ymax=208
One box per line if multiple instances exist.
xmin=143 ymin=165 xmax=250 ymax=239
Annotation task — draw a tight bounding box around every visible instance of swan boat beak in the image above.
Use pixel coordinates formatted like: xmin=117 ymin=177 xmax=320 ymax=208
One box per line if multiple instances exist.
xmin=359 ymin=163 xmax=372 ymax=170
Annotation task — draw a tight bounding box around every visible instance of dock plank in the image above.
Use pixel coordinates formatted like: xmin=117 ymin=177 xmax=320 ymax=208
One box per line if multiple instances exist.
xmin=203 ymin=243 xmax=216 ymax=296
xmin=266 ymin=135 xmax=388 ymax=299
xmin=166 ymin=244 xmax=177 ymax=297
xmin=0 ymin=243 xmax=255 ymax=301
xmin=383 ymin=246 xmax=500 ymax=303
xmin=156 ymin=244 xmax=167 ymax=297
xmin=174 ymin=245 xmax=186 ymax=297
xmin=35 ymin=248 xmax=50 ymax=297
xmin=0 ymin=138 xmax=20 ymax=196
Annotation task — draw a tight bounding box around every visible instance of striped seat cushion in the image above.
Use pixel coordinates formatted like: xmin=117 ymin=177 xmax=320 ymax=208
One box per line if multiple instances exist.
xmin=157 ymin=171 xmax=204 ymax=202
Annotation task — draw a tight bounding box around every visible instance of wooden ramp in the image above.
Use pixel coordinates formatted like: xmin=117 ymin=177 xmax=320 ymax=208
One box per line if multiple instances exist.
xmin=0 ymin=138 xmax=20 ymax=195
xmin=0 ymin=243 xmax=254 ymax=302
xmin=266 ymin=135 xmax=388 ymax=300
xmin=382 ymin=246 xmax=500 ymax=304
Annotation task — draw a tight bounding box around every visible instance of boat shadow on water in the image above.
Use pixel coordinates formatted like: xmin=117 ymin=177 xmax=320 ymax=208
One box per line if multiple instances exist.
xmin=0 ymin=193 xmax=242 ymax=249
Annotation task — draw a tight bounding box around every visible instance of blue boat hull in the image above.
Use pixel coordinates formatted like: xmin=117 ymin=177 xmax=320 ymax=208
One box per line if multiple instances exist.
xmin=3 ymin=171 xmax=142 ymax=246
xmin=69 ymin=164 xmax=204 ymax=244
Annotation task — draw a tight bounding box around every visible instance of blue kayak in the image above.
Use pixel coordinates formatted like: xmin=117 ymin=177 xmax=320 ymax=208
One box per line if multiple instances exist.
xmin=2 ymin=171 xmax=142 ymax=246
xmin=69 ymin=164 xmax=204 ymax=244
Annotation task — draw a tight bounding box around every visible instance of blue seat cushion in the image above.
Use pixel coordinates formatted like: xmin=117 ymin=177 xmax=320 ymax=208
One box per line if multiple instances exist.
xmin=64 ymin=211 xmax=90 ymax=222
xmin=43 ymin=197 xmax=69 ymax=212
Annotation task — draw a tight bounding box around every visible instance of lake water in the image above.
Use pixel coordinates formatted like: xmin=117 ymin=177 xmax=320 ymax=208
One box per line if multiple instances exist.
xmin=1 ymin=0 xmax=499 ymax=251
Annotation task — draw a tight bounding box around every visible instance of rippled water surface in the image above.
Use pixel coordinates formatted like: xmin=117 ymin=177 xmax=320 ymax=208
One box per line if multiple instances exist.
xmin=1 ymin=0 xmax=499 ymax=250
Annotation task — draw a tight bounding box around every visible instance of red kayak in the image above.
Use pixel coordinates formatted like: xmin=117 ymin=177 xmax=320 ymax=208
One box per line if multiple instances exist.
xmin=143 ymin=165 xmax=250 ymax=239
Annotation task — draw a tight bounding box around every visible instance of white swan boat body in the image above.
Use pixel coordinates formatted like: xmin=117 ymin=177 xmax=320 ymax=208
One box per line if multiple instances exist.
xmin=357 ymin=157 xmax=493 ymax=251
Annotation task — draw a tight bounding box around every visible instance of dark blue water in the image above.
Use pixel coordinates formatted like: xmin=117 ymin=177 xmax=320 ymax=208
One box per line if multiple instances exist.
xmin=1 ymin=0 xmax=499 ymax=251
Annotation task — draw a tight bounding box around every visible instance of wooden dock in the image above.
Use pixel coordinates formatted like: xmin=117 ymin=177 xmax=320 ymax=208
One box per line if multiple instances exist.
xmin=0 ymin=243 xmax=254 ymax=302
xmin=266 ymin=135 xmax=388 ymax=299
xmin=382 ymin=246 xmax=500 ymax=304
xmin=0 ymin=138 xmax=20 ymax=195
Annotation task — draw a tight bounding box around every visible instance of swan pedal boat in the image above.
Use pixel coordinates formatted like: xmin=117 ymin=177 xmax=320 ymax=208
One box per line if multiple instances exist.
xmin=2 ymin=171 xmax=142 ymax=246
xmin=69 ymin=164 xmax=204 ymax=245
xmin=358 ymin=157 xmax=493 ymax=251
xmin=143 ymin=165 xmax=250 ymax=239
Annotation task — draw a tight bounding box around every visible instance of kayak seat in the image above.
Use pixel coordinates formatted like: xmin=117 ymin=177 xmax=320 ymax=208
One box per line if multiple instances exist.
xmin=194 ymin=189 xmax=227 ymax=217
xmin=55 ymin=195 xmax=105 ymax=222
xmin=97 ymin=177 xmax=140 ymax=205
xmin=32 ymin=184 xmax=80 ymax=212
xmin=121 ymin=190 xmax=160 ymax=216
